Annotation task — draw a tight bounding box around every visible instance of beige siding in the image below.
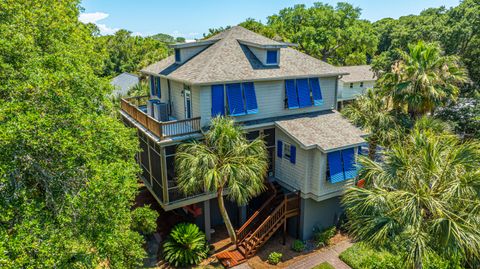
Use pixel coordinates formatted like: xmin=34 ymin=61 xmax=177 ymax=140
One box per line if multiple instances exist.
xmin=275 ymin=127 xmax=357 ymax=201
xmin=192 ymin=86 xmax=201 ymax=118
xmin=169 ymin=80 xmax=185 ymax=120
xmin=275 ymin=129 xmax=308 ymax=192
xmin=198 ymin=77 xmax=337 ymax=127
xmin=338 ymin=80 xmax=375 ymax=101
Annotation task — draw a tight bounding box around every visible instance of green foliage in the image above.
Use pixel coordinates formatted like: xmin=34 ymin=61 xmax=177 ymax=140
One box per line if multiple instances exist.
xmin=267 ymin=2 xmax=378 ymax=65
xmin=340 ymin=243 xmax=464 ymax=269
xmin=0 ymin=0 xmax=147 ymax=267
xmin=267 ymin=252 xmax=283 ymax=265
xmin=163 ymin=223 xmax=209 ymax=267
xmin=435 ymin=97 xmax=480 ymax=139
xmin=313 ymin=226 xmax=336 ymax=247
xmin=379 ymin=41 xmax=467 ymax=117
xmin=175 ymin=117 xmax=268 ymax=243
xmin=340 ymin=243 xmax=404 ymax=269
xmin=96 ymin=30 xmax=170 ymax=77
xmin=131 ymin=206 xmax=159 ymax=235
xmin=291 ymin=240 xmax=305 ymax=252
xmin=203 ymin=26 xmax=232 ymax=39
xmin=312 ymin=262 xmax=335 ymax=269
xmin=342 ymin=121 xmax=480 ymax=268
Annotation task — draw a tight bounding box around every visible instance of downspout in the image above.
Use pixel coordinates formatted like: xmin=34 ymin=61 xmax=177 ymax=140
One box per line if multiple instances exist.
xmin=334 ymin=75 xmax=342 ymax=111
xmin=167 ymin=79 xmax=172 ymax=115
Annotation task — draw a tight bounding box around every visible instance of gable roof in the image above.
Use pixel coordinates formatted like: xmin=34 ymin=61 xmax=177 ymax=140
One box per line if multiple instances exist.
xmin=275 ymin=110 xmax=367 ymax=152
xmin=110 ymin=72 xmax=139 ymax=97
xmin=141 ymin=26 xmax=346 ymax=85
xmin=338 ymin=65 xmax=376 ymax=83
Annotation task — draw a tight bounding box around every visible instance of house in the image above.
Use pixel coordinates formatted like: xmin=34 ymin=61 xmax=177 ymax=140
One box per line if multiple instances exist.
xmin=111 ymin=72 xmax=139 ymax=97
xmin=120 ymin=26 xmax=366 ymax=266
xmin=337 ymin=65 xmax=376 ymax=109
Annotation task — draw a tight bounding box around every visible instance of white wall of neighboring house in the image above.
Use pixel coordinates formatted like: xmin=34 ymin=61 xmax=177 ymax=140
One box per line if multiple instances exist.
xmin=337 ymin=80 xmax=375 ymax=101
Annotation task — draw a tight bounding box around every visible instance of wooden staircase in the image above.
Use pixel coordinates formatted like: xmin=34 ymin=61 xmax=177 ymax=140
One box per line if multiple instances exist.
xmin=216 ymin=182 xmax=300 ymax=267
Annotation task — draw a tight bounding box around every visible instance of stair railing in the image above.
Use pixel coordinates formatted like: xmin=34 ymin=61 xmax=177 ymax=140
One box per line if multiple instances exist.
xmin=242 ymin=195 xmax=287 ymax=257
xmin=236 ymin=182 xmax=277 ymax=246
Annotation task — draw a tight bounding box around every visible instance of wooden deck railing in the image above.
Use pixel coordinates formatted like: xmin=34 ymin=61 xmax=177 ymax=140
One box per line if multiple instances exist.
xmin=120 ymin=96 xmax=201 ymax=139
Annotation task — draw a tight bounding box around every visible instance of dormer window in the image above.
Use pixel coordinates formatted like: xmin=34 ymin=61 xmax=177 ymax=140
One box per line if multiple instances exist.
xmin=266 ymin=50 xmax=278 ymax=65
xmin=175 ymin=48 xmax=181 ymax=63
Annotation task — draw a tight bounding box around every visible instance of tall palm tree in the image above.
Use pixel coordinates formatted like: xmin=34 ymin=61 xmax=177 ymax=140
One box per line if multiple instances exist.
xmin=175 ymin=117 xmax=268 ymax=243
xmin=380 ymin=41 xmax=468 ymax=118
xmin=342 ymin=88 xmax=402 ymax=159
xmin=342 ymin=120 xmax=480 ymax=268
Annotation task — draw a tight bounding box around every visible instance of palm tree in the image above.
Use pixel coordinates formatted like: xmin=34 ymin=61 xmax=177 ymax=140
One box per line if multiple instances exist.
xmin=342 ymin=120 xmax=480 ymax=268
xmin=342 ymin=88 xmax=402 ymax=160
xmin=175 ymin=117 xmax=268 ymax=243
xmin=380 ymin=41 xmax=468 ymax=118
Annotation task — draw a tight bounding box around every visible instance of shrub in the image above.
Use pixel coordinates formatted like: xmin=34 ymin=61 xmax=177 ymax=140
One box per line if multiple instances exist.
xmin=312 ymin=262 xmax=335 ymax=269
xmin=267 ymin=252 xmax=283 ymax=265
xmin=131 ymin=205 xmax=159 ymax=235
xmin=163 ymin=223 xmax=209 ymax=267
xmin=291 ymin=239 xmax=305 ymax=252
xmin=314 ymin=226 xmax=336 ymax=247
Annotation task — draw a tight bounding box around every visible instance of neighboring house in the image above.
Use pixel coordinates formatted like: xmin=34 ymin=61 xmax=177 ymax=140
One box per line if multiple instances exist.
xmin=337 ymin=65 xmax=376 ymax=109
xmin=111 ymin=72 xmax=139 ymax=97
xmin=120 ymin=26 xmax=366 ymax=266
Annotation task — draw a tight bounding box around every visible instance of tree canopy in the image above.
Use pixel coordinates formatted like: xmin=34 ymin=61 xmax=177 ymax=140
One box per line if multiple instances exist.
xmin=0 ymin=0 xmax=154 ymax=267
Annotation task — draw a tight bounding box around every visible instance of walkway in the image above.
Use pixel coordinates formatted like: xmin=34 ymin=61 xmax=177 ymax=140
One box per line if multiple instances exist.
xmin=286 ymin=240 xmax=352 ymax=269
xmin=232 ymin=240 xmax=353 ymax=269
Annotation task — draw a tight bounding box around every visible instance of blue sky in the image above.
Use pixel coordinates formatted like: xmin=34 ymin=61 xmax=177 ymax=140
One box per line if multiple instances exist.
xmin=79 ymin=0 xmax=460 ymax=38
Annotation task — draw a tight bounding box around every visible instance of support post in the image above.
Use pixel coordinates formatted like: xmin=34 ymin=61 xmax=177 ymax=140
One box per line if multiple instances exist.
xmin=283 ymin=195 xmax=287 ymax=245
xmin=204 ymin=200 xmax=211 ymax=241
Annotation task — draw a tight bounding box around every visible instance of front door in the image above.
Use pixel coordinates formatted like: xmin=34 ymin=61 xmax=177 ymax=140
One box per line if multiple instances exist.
xmin=184 ymin=89 xmax=192 ymax=119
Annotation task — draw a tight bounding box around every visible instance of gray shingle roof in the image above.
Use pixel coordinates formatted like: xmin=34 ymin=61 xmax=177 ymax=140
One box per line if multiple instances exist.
xmin=275 ymin=110 xmax=367 ymax=152
xmin=141 ymin=26 xmax=345 ymax=85
xmin=338 ymin=65 xmax=376 ymax=83
xmin=110 ymin=72 xmax=139 ymax=97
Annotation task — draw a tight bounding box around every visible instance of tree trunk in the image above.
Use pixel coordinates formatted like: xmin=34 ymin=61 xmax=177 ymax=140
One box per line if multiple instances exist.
xmin=217 ymin=187 xmax=237 ymax=243
xmin=368 ymin=139 xmax=377 ymax=160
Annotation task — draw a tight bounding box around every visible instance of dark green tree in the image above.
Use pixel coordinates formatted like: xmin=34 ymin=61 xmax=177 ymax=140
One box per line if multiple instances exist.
xmin=0 ymin=0 xmax=156 ymax=267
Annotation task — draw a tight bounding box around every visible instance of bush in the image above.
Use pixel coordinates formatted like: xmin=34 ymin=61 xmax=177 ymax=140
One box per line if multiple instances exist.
xmin=163 ymin=223 xmax=209 ymax=267
xmin=291 ymin=240 xmax=305 ymax=252
xmin=131 ymin=205 xmax=159 ymax=235
xmin=340 ymin=243 xmax=401 ymax=269
xmin=312 ymin=262 xmax=335 ymax=269
xmin=267 ymin=252 xmax=283 ymax=265
xmin=314 ymin=226 xmax=336 ymax=247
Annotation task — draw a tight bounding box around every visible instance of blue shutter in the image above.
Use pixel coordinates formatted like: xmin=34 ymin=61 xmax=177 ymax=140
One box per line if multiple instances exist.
xmin=290 ymin=145 xmax=296 ymax=164
xmin=155 ymin=77 xmax=161 ymax=98
xmin=342 ymin=148 xmax=357 ymax=179
xmin=175 ymin=48 xmax=181 ymax=62
xmin=285 ymin=79 xmax=299 ymax=109
xmin=266 ymin=50 xmax=278 ymax=64
xmin=211 ymin=84 xmax=225 ymax=117
xmin=242 ymin=82 xmax=258 ymax=114
xmin=310 ymin=78 xmax=323 ymax=106
xmin=296 ymin=78 xmax=312 ymax=107
xmin=277 ymin=140 xmax=283 ymax=158
xmin=327 ymin=151 xmax=345 ymax=183
xmin=149 ymin=76 xmax=155 ymax=96
xmin=226 ymin=83 xmax=246 ymax=116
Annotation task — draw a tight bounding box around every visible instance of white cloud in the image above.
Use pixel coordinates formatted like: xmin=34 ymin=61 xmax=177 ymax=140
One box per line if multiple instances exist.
xmin=79 ymin=12 xmax=120 ymax=35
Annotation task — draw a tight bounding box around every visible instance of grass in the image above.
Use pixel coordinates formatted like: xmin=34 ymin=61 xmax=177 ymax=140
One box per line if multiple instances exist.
xmin=311 ymin=261 xmax=335 ymax=269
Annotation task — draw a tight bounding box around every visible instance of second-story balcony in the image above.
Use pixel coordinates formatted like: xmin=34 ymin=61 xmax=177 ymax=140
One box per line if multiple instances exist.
xmin=120 ymin=95 xmax=202 ymax=140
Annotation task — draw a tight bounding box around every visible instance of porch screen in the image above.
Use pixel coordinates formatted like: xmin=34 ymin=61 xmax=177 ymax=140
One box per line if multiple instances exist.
xmin=243 ymin=82 xmax=258 ymax=114
xmin=226 ymin=83 xmax=246 ymax=116
xmin=296 ymin=78 xmax=311 ymax=108
xmin=309 ymin=78 xmax=323 ymax=106
xmin=327 ymin=151 xmax=345 ymax=183
xmin=285 ymin=79 xmax=299 ymax=109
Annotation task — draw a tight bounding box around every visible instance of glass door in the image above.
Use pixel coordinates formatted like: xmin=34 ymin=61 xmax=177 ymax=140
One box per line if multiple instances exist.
xmin=184 ymin=89 xmax=192 ymax=119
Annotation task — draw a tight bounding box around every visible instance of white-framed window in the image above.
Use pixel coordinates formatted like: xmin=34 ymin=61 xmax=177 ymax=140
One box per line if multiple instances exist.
xmin=283 ymin=142 xmax=291 ymax=160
